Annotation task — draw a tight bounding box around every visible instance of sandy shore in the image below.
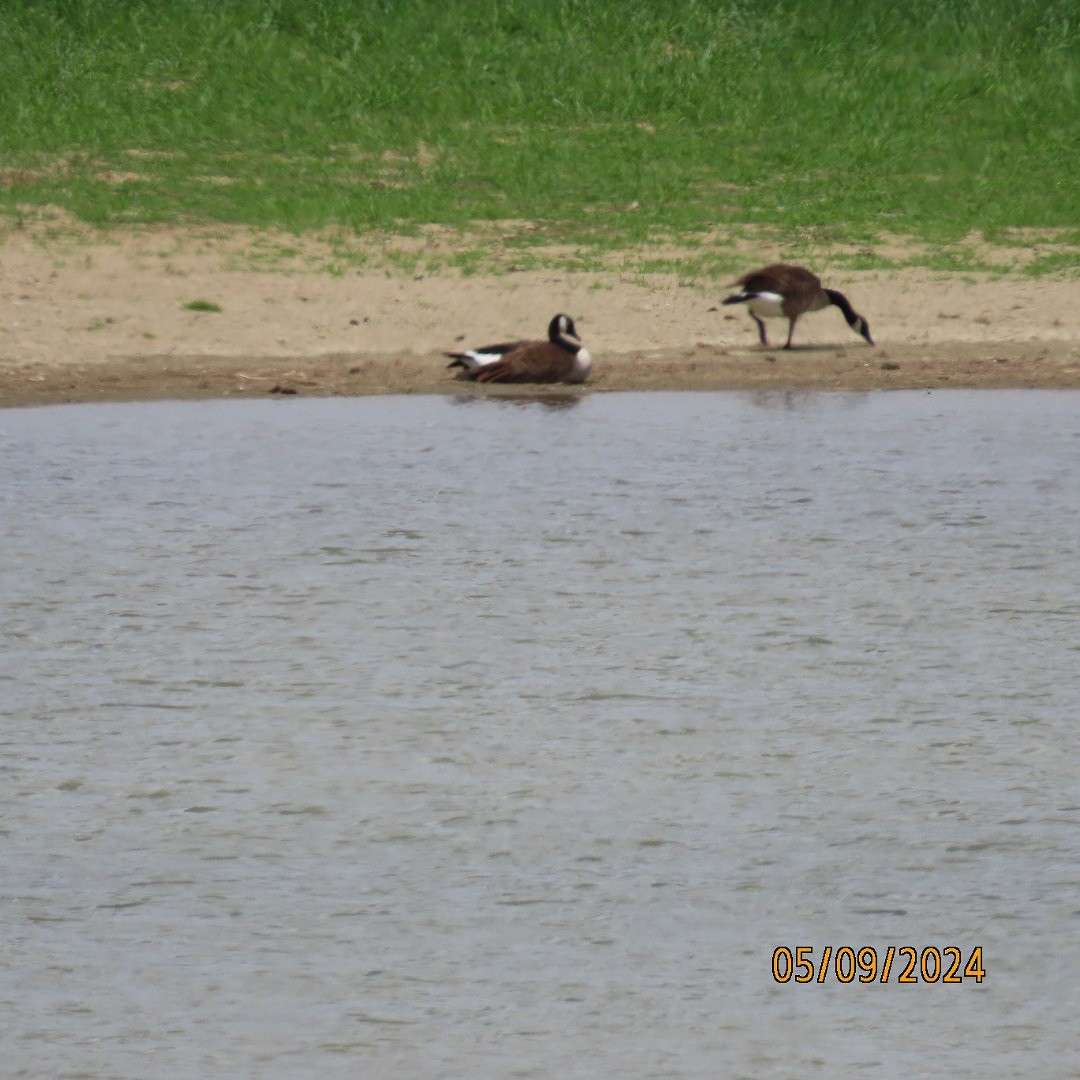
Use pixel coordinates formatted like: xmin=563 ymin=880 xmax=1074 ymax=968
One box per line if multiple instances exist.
xmin=1 ymin=227 xmax=1077 ymax=406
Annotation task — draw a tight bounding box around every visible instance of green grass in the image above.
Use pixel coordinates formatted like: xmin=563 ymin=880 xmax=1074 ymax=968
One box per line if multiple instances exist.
xmin=0 ymin=0 xmax=1077 ymax=273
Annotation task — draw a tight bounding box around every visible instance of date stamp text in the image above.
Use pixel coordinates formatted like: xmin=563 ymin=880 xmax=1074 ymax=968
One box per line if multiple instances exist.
xmin=772 ymin=945 xmax=986 ymax=984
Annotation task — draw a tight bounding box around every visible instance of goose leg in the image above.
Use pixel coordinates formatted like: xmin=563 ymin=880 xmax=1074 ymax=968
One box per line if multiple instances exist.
xmin=751 ymin=313 xmax=768 ymax=346
xmin=784 ymin=318 xmax=796 ymax=349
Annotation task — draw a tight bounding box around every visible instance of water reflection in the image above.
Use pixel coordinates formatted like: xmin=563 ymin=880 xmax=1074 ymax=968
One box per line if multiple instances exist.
xmin=450 ymin=389 xmax=586 ymax=409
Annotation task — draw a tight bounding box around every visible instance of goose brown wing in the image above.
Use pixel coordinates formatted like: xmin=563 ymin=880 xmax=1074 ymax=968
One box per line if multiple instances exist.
xmin=472 ymin=341 xmax=572 ymax=383
xmin=734 ymin=269 xmax=770 ymax=292
xmin=464 ymin=338 xmax=528 ymax=358
xmin=736 ymin=264 xmax=821 ymax=294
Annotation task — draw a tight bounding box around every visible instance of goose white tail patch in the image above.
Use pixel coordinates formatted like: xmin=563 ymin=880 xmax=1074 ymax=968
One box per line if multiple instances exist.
xmin=462 ymin=350 xmax=503 ymax=368
xmin=746 ymin=292 xmax=786 ymax=319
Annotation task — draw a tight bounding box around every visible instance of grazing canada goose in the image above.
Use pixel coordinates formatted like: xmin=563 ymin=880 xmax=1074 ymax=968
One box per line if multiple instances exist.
xmin=445 ymin=313 xmax=593 ymax=384
xmin=722 ymin=264 xmax=874 ymax=349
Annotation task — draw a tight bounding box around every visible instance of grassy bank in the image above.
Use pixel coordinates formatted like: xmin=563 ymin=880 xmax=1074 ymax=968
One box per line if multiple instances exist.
xmin=0 ymin=0 xmax=1077 ymax=274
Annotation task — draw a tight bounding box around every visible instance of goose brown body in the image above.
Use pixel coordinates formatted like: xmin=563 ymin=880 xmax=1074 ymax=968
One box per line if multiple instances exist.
xmin=722 ymin=263 xmax=874 ymax=349
xmin=446 ymin=314 xmax=592 ymax=384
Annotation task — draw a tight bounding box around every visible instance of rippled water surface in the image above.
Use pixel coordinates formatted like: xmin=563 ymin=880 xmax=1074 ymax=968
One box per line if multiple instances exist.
xmin=2 ymin=390 xmax=1077 ymax=1079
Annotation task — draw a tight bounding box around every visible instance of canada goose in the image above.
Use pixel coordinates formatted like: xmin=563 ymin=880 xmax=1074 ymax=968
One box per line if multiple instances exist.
xmin=446 ymin=314 xmax=592 ymax=384
xmin=722 ymin=264 xmax=874 ymax=349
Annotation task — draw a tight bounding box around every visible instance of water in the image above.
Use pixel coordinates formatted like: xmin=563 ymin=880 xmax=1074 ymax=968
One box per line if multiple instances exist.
xmin=1 ymin=390 xmax=1077 ymax=1079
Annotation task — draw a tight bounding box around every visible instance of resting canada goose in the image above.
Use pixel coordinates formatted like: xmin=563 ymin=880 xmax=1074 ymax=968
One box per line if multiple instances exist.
xmin=722 ymin=264 xmax=874 ymax=349
xmin=446 ymin=313 xmax=593 ymax=384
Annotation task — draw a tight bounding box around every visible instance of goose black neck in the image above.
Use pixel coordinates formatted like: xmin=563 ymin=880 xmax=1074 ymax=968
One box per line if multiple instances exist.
xmin=824 ymin=288 xmax=857 ymax=326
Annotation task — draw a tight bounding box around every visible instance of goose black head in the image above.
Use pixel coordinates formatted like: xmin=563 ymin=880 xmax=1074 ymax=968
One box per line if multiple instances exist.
xmin=548 ymin=313 xmax=580 ymax=346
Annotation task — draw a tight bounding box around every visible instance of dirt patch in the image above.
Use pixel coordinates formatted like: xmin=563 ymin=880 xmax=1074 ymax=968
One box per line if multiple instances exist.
xmin=1 ymin=225 xmax=1077 ymax=406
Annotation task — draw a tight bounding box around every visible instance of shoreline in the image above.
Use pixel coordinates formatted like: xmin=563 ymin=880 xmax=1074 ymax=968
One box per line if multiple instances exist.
xmin=2 ymin=228 xmax=1077 ymax=406
xmin=3 ymin=339 xmax=1078 ymax=408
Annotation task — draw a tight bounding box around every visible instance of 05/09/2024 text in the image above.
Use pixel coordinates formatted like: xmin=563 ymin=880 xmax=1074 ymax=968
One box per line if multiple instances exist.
xmin=771 ymin=945 xmax=986 ymax=985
